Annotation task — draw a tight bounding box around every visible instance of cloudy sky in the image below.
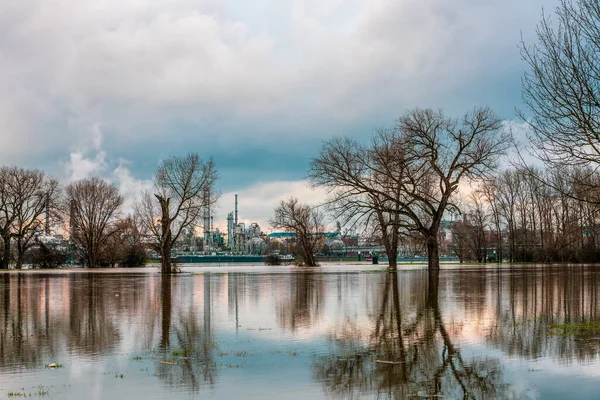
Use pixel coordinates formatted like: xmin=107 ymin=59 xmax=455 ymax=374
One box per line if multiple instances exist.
xmin=1 ymin=0 xmax=557 ymax=230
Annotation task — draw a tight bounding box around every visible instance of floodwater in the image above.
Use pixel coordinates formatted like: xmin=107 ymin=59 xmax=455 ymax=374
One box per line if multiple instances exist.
xmin=0 ymin=264 xmax=599 ymax=399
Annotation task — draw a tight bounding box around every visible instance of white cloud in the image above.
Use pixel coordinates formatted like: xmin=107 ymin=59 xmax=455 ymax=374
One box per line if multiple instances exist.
xmin=61 ymin=123 xmax=154 ymax=213
xmin=63 ymin=125 xmax=108 ymax=182
xmin=113 ymin=161 xmax=154 ymax=214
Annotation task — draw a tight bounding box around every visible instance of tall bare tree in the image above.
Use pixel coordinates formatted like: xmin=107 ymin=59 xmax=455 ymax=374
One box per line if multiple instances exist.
xmin=311 ymin=107 xmax=509 ymax=270
xmin=0 ymin=166 xmax=60 ymax=269
xmin=136 ymin=153 xmax=218 ymax=274
xmin=398 ymin=107 xmax=509 ymax=269
xmin=270 ymin=197 xmax=324 ymax=267
xmin=12 ymin=173 xmax=60 ymax=269
xmin=309 ymin=132 xmax=415 ymax=270
xmin=520 ymin=0 xmax=600 ymax=195
xmin=66 ymin=177 xmax=123 ymax=268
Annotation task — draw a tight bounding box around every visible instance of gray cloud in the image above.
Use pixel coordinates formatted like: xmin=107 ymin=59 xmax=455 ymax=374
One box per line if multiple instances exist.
xmin=0 ymin=0 xmax=558 ymax=224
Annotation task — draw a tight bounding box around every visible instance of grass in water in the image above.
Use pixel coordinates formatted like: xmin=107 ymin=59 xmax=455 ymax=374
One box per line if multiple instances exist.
xmin=172 ymin=348 xmax=190 ymax=357
xmin=548 ymin=321 xmax=600 ymax=337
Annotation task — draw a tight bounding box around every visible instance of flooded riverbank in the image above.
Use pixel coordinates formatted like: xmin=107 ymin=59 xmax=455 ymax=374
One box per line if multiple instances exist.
xmin=0 ymin=264 xmax=598 ymax=399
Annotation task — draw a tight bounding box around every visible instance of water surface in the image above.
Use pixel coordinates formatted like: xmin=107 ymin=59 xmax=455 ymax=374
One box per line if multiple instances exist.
xmin=0 ymin=264 xmax=598 ymax=399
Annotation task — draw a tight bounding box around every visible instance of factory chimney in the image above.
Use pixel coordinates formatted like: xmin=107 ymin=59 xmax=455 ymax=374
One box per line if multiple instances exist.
xmin=235 ymin=194 xmax=238 ymax=226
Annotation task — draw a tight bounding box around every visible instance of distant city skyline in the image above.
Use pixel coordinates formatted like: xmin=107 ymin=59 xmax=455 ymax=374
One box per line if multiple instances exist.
xmin=1 ymin=0 xmax=557 ymax=229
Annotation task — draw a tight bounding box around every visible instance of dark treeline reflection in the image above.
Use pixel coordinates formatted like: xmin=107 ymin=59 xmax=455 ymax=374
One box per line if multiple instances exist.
xmin=484 ymin=266 xmax=600 ymax=363
xmin=312 ymin=271 xmax=506 ymax=399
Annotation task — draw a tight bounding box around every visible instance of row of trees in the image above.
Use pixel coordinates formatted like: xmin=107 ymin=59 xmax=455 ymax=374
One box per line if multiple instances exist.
xmin=452 ymin=165 xmax=600 ymax=263
xmin=0 ymin=153 xmax=217 ymax=274
xmin=273 ymin=107 xmax=511 ymax=269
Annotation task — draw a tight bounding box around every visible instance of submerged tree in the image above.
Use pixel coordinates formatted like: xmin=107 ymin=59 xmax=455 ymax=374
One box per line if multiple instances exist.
xmin=309 ymin=132 xmax=416 ymax=270
xmin=0 ymin=166 xmax=61 ymax=269
xmin=66 ymin=178 xmax=123 ymax=268
xmin=12 ymin=173 xmax=61 ymax=269
xmin=137 ymin=153 xmax=218 ymax=274
xmin=270 ymin=197 xmax=324 ymax=267
xmin=311 ymin=107 xmax=509 ymax=270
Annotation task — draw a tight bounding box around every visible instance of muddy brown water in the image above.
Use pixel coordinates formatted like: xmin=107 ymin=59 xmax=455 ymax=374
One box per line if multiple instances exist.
xmin=0 ymin=263 xmax=598 ymax=399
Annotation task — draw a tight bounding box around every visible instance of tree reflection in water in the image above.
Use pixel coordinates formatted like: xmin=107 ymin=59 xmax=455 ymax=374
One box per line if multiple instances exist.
xmin=278 ymin=272 xmax=324 ymax=332
xmin=486 ymin=266 xmax=600 ymax=364
xmin=154 ymin=274 xmax=217 ymax=391
xmin=313 ymin=271 xmax=506 ymax=399
xmin=1 ymin=267 xmax=600 ymax=396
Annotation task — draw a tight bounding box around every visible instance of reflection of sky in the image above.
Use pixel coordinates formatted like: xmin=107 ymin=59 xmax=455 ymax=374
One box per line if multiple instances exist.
xmin=1 ymin=265 xmax=600 ymax=399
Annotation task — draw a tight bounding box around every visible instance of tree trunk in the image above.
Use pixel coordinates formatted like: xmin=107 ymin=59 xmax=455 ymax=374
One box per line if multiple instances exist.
xmin=1 ymin=234 xmax=10 ymax=269
xmin=427 ymin=235 xmax=440 ymax=270
xmin=15 ymin=239 xmax=24 ymax=270
xmin=158 ymin=196 xmax=173 ymax=274
xmin=161 ymin=244 xmax=172 ymax=274
xmin=301 ymin=239 xmax=317 ymax=266
xmin=387 ymin=244 xmax=398 ymax=271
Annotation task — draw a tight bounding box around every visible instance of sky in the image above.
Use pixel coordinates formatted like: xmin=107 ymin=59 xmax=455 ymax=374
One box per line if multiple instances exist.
xmin=0 ymin=0 xmax=558 ymax=231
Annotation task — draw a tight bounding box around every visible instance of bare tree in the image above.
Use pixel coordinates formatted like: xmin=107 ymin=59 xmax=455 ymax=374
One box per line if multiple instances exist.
xmin=311 ymin=107 xmax=509 ymax=270
xmin=481 ymin=178 xmax=504 ymax=263
xmin=520 ymin=0 xmax=600 ymax=194
xmin=398 ymin=107 xmax=510 ymax=269
xmin=66 ymin=177 xmax=123 ymax=268
xmin=467 ymin=192 xmax=490 ymax=262
xmin=12 ymin=173 xmax=60 ymax=269
xmin=270 ymin=197 xmax=324 ymax=267
xmin=0 ymin=167 xmax=23 ymax=269
xmin=0 ymin=166 xmax=60 ymax=269
xmin=309 ymin=133 xmax=416 ymax=270
xmin=450 ymin=220 xmax=472 ymax=263
xmin=136 ymin=153 xmax=218 ymax=274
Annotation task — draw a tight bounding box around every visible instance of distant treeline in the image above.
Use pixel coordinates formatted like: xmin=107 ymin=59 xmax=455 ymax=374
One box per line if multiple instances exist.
xmin=450 ymin=166 xmax=600 ymax=263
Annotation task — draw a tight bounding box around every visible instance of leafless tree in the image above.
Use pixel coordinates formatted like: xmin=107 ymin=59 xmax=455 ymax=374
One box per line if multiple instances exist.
xmin=309 ymin=132 xmax=416 ymax=270
xmin=481 ymin=178 xmax=504 ymax=263
xmin=520 ymin=0 xmax=600 ymax=196
xmin=12 ymin=174 xmax=60 ymax=269
xmin=136 ymin=153 xmax=218 ymax=274
xmin=0 ymin=166 xmax=60 ymax=269
xmin=398 ymin=107 xmax=510 ymax=269
xmin=66 ymin=177 xmax=123 ymax=268
xmin=270 ymin=197 xmax=324 ymax=267
xmin=311 ymin=107 xmax=509 ymax=270
xmin=467 ymin=192 xmax=490 ymax=262
xmin=450 ymin=220 xmax=472 ymax=263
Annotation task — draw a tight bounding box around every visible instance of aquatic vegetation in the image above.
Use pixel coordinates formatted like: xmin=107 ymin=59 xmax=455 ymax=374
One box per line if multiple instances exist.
xmin=547 ymin=321 xmax=600 ymax=337
xmin=8 ymin=385 xmax=50 ymax=397
xmin=172 ymin=349 xmax=190 ymax=357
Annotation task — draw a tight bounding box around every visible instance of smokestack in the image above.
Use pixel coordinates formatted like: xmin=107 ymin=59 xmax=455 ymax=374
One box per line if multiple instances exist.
xmin=235 ymin=194 xmax=238 ymax=226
